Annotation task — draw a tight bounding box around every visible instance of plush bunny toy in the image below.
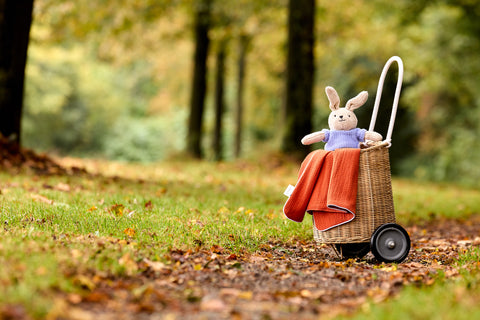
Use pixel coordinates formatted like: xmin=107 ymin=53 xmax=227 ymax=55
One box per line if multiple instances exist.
xmin=301 ymin=86 xmax=382 ymax=150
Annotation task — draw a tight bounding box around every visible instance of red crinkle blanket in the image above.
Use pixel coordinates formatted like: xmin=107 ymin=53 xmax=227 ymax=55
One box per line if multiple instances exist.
xmin=283 ymin=148 xmax=360 ymax=231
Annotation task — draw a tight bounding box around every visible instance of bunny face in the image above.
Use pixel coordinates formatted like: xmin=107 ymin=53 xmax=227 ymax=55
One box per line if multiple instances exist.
xmin=328 ymin=108 xmax=357 ymax=131
xmin=325 ymin=86 xmax=368 ymax=131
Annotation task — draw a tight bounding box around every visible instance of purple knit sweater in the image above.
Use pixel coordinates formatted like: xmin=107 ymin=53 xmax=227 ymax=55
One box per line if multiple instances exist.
xmin=322 ymin=128 xmax=366 ymax=151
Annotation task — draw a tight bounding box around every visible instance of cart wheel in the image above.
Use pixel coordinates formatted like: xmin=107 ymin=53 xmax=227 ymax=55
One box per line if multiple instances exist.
xmin=371 ymin=223 xmax=410 ymax=263
xmin=335 ymin=243 xmax=371 ymax=259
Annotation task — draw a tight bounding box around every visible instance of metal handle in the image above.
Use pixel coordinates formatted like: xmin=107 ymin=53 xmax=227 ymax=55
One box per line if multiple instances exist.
xmin=368 ymin=56 xmax=404 ymax=146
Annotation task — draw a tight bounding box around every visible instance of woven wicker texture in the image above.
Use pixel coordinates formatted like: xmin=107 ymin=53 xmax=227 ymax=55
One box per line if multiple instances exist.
xmin=313 ymin=142 xmax=396 ymax=243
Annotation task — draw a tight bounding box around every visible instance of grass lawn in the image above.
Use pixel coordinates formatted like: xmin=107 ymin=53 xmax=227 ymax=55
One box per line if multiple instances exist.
xmin=0 ymin=157 xmax=480 ymax=318
xmin=347 ymin=246 xmax=480 ymax=320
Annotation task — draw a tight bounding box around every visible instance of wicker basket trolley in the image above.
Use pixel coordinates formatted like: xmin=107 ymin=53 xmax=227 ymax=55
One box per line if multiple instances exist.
xmin=313 ymin=56 xmax=411 ymax=263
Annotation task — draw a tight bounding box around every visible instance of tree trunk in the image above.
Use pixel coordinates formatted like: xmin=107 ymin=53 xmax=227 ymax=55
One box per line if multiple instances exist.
xmin=234 ymin=34 xmax=249 ymax=159
xmin=0 ymin=0 xmax=35 ymax=146
xmin=212 ymin=40 xmax=226 ymax=161
xmin=186 ymin=0 xmax=212 ymax=159
xmin=281 ymin=0 xmax=315 ymax=158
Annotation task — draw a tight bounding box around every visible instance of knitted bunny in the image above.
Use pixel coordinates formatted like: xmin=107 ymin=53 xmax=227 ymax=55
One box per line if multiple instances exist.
xmin=301 ymin=86 xmax=382 ymax=150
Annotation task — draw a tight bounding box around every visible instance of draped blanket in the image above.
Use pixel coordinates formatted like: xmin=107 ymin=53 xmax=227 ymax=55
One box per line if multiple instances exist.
xmin=283 ymin=148 xmax=360 ymax=231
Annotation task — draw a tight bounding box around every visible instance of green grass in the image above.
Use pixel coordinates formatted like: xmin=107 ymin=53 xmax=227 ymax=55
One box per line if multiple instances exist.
xmin=393 ymin=179 xmax=480 ymax=224
xmin=347 ymin=247 xmax=480 ymax=320
xmin=1 ymin=159 xmax=310 ymax=255
xmin=0 ymin=158 xmax=311 ymax=317
xmin=1 ymin=158 xmax=480 ymax=318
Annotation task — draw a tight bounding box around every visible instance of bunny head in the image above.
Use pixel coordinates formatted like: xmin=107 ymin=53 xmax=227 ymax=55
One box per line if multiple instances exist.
xmin=326 ymin=86 xmax=368 ymax=131
xmin=300 ymin=86 xmax=381 ymax=148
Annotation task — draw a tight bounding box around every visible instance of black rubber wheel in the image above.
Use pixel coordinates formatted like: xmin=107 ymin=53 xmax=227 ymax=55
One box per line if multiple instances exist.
xmin=335 ymin=242 xmax=371 ymax=259
xmin=371 ymin=223 xmax=410 ymax=263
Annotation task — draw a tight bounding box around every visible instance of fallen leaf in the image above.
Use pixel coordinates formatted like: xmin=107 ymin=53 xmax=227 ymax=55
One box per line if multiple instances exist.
xmin=156 ymin=187 xmax=167 ymax=196
xmin=67 ymin=293 xmax=82 ymax=304
xmin=200 ymin=296 xmax=226 ymax=312
xmin=217 ymin=206 xmax=230 ymax=214
xmin=220 ymin=288 xmax=241 ymax=297
xmin=381 ymin=265 xmax=398 ymax=272
xmin=83 ymin=291 xmax=110 ymax=303
xmin=118 ymin=253 xmax=138 ymax=274
xmin=110 ymin=204 xmax=125 ymax=216
xmin=123 ymin=228 xmax=136 ymax=237
xmin=238 ymin=291 xmax=253 ymax=300
xmin=300 ymin=289 xmax=313 ymax=298
xmin=35 ymin=266 xmax=48 ymax=276
xmin=142 ymin=258 xmax=169 ymax=272
xmin=55 ymin=183 xmax=71 ymax=192
xmin=0 ymin=304 xmax=29 ymax=319
xmin=73 ymin=275 xmax=96 ymax=291
xmin=144 ymin=200 xmax=153 ymax=210
xmin=244 ymin=209 xmax=254 ymax=216
xmin=30 ymin=193 xmax=54 ymax=204
xmin=189 ymin=219 xmax=205 ymax=227
xmin=211 ymin=245 xmax=224 ymax=253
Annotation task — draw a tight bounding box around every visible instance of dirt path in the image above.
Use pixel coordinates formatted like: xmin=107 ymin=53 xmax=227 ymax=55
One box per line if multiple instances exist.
xmin=44 ymin=217 xmax=480 ymax=320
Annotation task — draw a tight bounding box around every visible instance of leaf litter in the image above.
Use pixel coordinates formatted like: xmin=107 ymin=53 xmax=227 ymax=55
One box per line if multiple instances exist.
xmin=43 ymin=217 xmax=480 ymax=320
xmin=0 ymin=135 xmax=86 ymax=176
xmin=2 ymin=147 xmax=480 ymax=319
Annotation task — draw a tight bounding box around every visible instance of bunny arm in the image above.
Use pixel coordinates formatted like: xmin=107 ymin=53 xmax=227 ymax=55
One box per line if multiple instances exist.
xmin=365 ymin=131 xmax=382 ymax=142
xmin=301 ymin=131 xmax=325 ymax=145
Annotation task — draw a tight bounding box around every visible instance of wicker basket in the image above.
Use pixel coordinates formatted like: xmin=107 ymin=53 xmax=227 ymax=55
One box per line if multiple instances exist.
xmin=313 ymin=141 xmax=396 ymax=243
xmin=312 ymin=56 xmax=404 ymax=245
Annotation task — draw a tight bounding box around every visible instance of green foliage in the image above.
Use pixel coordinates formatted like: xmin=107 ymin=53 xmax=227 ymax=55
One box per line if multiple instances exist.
xmin=23 ymin=44 xmax=125 ymax=154
xmin=23 ymin=41 xmax=185 ymax=161
xmin=103 ymin=112 xmax=186 ymax=162
xmin=22 ymin=0 xmax=480 ymax=185
xmin=394 ymin=1 xmax=480 ymax=185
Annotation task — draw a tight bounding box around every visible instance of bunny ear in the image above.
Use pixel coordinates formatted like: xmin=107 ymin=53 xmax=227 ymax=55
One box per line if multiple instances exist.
xmin=345 ymin=91 xmax=368 ymax=111
xmin=325 ymin=86 xmax=340 ymax=111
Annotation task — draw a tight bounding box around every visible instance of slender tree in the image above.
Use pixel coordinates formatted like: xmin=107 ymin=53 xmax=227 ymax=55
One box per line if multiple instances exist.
xmin=212 ymin=40 xmax=226 ymax=161
xmin=0 ymin=0 xmax=35 ymax=146
xmin=186 ymin=0 xmax=212 ymax=158
xmin=281 ymin=0 xmax=315 ymax=157
xmin=234 ymin=34 xmax=249 ymax=158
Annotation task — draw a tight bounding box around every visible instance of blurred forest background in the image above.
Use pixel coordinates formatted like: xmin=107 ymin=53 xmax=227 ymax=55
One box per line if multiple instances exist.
xmin=2 ymin=0 xmax=480 ymax=186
